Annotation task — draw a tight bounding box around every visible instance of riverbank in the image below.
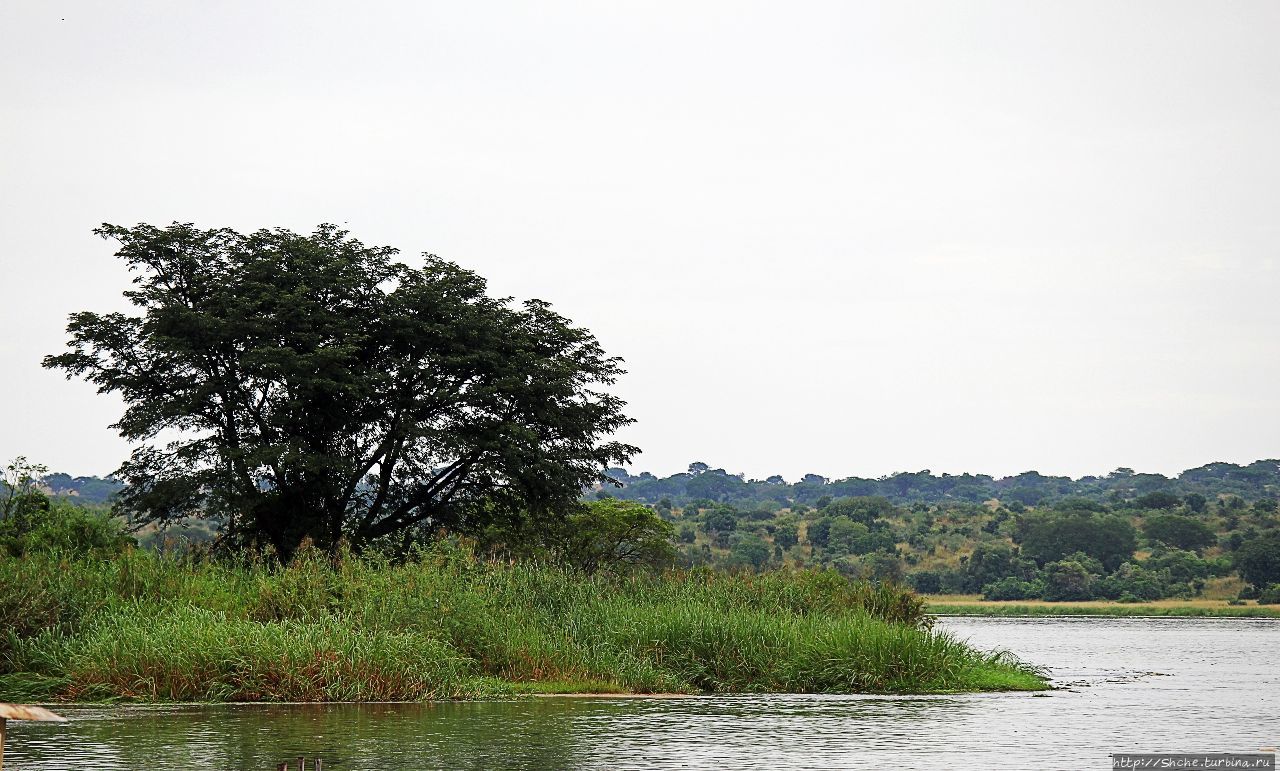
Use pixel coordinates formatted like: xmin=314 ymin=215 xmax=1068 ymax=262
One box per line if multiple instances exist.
xmin=926 ymin=594 xmax=1280 ymax=618
xmin=0 ymin=547 xmax=1046 ymax=702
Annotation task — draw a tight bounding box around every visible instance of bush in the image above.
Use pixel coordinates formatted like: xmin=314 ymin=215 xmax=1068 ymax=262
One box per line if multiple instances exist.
xmin=0 ymin=498 xmax=133 ymax=558
xmin=1094 ymin=564 xmax=1168 ymax=601
xmin=907 ymin=571 xmax=943 ymax=595
xmin=726 ymin=534 xmax=772 ymax=570
xmin=1234 ymin=533 xmax=1280 ymax=587
xmin=1257 ymin=584 xmax=1280 ymax=605
xmin=1041 ymin=560 xmax=1095 ymax=601
xmin=981 ymin=577 xmax=1043 ymax=601
xmin=959 ymin=543 xmax=1037 ymax=594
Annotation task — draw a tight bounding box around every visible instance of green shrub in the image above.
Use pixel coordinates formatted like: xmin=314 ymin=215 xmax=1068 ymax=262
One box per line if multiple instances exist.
xmin=981 ymin=577 xmax=1043 ymax=601
xmin=0 ymin=499 xmax=133 ymax=558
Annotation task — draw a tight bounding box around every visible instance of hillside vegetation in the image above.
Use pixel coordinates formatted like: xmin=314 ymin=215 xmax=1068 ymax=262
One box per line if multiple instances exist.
xmin=602 ymin=462 xmax=1280 ymax=605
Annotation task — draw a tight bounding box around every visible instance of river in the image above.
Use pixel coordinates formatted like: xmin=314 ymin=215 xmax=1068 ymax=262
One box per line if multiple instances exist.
xmin=5 ymin=616 xmax=1277 ymax=769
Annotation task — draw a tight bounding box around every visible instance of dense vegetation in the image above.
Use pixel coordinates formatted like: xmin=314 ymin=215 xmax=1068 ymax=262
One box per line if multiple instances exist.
xmin=607 ymin=460 xmax=1280 ymax=508
xmin=592 ymin=462 xmax=1280 ymax=605
xmin=19 ymin=457 xmax=1280 ymax=605
xmin=0 ymin=505 xmax=1045 ymax=701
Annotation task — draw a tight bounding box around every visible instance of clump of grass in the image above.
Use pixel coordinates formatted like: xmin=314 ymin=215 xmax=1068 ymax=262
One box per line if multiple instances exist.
xmin=0 ymin=545 xmax=1047 ymax=701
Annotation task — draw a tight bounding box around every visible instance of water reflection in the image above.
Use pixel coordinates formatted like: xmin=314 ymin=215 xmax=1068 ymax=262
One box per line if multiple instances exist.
xmin=7 ymin=617 xmax=1278 ymax=770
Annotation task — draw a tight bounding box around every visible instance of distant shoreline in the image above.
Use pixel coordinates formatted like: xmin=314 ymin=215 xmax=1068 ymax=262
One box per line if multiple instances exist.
xmin=926 ymin=595 xmax=1280 ymax=618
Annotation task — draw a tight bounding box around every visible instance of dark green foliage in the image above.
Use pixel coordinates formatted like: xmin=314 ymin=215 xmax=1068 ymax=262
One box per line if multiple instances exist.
xmin=962 ymin=543 xmax=1036 ymax=593
xmin=1143 ymin=514 xmax=1217 ymax=553
xmin=0 ymin=497 xmax=134 ymax=558
xmin=701 ymin=507 xmax=738 ymax=534
xmin=774 ymin=522 xmax=799 ymax=549
xmin=908 ymin=570 xmax=943 ymax=594
xmin=1134 ymin=491 xmax=1182 ymax=510
xmin=825 ymin=518 xmax=871 ymax=556
xmin=1257 ymin=584 xmax=1280 ymax=605
xmin=807 ymin=518 xmax=832 ymax=548
xmin=1 ymin=460 xmax=134 ymax=558
xmin=726 ymin=533 xmax=772 ymax=570
xmin=1041 ymin=559 xmax=1095 ymax=601
xmin=1094 ymin=563 xmax=1179 ymax=601
xmin=1143 ymin=548 xmax=1228 ymax=583
xmin=544 ymin=500 xmax=676 ymax=576
xmin=684 ymin=468 xmax=749 ymax=502
xmin=981 ymin=577 xmax=1043 ymax=601
xmin=44 ymin=223 xmax=635 ymax=559
xmin=1016 ymin=510 xmax=1137 ymax=571
xmin=1233 ymin=533 xmax=1280 ymax=588
xmin=822 ymin=496 xmax=896 ymax=525
xmin=608 ymin=459 xmax=1280 ymax=509
xmin=861 ymin=552 xmax=905 ymax=583
xmin=2 ymin=456 xmax=49 ymax=521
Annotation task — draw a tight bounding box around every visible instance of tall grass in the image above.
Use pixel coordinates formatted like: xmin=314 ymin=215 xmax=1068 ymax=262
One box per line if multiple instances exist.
xmin=0 ymin=545 xmax=1046 ymax=701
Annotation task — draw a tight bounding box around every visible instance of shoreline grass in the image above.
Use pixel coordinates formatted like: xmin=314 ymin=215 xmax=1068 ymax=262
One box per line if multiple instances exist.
xmin=926 ymin=595 xmax=1280 ymax=618
xmin=0 ymin=546 xmax=1047 ymax=702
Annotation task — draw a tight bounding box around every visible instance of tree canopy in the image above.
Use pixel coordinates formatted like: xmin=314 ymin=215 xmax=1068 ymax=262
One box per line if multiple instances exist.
xmin=1142 ymin=513 xmax=1217 ymax=553
xmin=45 ymin=223 xmax=635 ymax=557
xmin=1233 ymin=533 xmax=1280 ymax=588
xmin=1015 ymin=509 xmax=1137 ymax=571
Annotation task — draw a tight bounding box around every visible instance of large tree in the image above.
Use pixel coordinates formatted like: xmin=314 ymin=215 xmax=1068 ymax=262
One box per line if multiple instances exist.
xmin=1015 ymin=509 xmax=1137 ymax=571
xmin=45 ymin=222 xmax=636 ymax=557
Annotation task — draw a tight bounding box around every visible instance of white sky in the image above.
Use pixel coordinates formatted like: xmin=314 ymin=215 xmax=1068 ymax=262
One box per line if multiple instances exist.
xmin=2 ymin=1 xmax=1278 ymax=482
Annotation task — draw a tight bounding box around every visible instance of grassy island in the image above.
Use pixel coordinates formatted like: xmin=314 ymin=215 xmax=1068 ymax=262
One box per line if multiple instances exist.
xmin=0 ymin=546 xmax=1046 ymax=702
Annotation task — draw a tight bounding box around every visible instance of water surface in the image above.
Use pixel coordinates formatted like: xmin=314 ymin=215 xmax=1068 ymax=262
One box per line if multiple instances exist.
xmin=6 ymin=617 xmax=1277 ymax=769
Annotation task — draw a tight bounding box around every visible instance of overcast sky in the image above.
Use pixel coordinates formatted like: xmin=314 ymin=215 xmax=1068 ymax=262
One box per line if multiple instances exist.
xmin=2 ymin=1 xmax=1278 ymax=482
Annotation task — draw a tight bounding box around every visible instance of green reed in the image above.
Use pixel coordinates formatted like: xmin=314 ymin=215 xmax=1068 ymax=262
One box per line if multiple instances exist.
xmin=0 ymin=545 xmax=1046 ymax=702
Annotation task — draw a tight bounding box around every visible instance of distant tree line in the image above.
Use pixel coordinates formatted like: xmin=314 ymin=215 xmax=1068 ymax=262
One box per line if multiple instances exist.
xmin=605 ymin=460 xmax=1280 ymax=509
xmin=595 ymin=467 xmax=1280 ymax=604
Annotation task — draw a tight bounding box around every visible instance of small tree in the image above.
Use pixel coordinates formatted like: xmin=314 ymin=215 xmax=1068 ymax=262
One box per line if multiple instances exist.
xmin=727 ymin=533 xmax=771 ymax=570
xmin=1143 ymin=514 xmax=1217 ymax=553
xmin=826 ymin=517 xmax=870 ymax=556
xmin=1134 ymin=491 xmax=1182 ymax=510
xmin=773 ymin=521 xmax=799 ymax=549
xmin=823 ymin=496 xmax=895 ymax=525
xmin=806 ymin=517 xmax=832 ymax=548
xmin=1234 ymin=533 xmax=1280 ymax=588
xmin=1042 ymin=559 xmax=1095 ymax=601
xmin=963 ymin=542 xmax=1036 ymax=592
xmin=551 ymin=499 xmax=675 ymax=576
xmin=1017 ymin=510 xmax=1137 ymax=571
xmin=862 ymin=552 xmax=904 ymax=583
xmin=1 ymin=457 xmax=49 ymax=521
